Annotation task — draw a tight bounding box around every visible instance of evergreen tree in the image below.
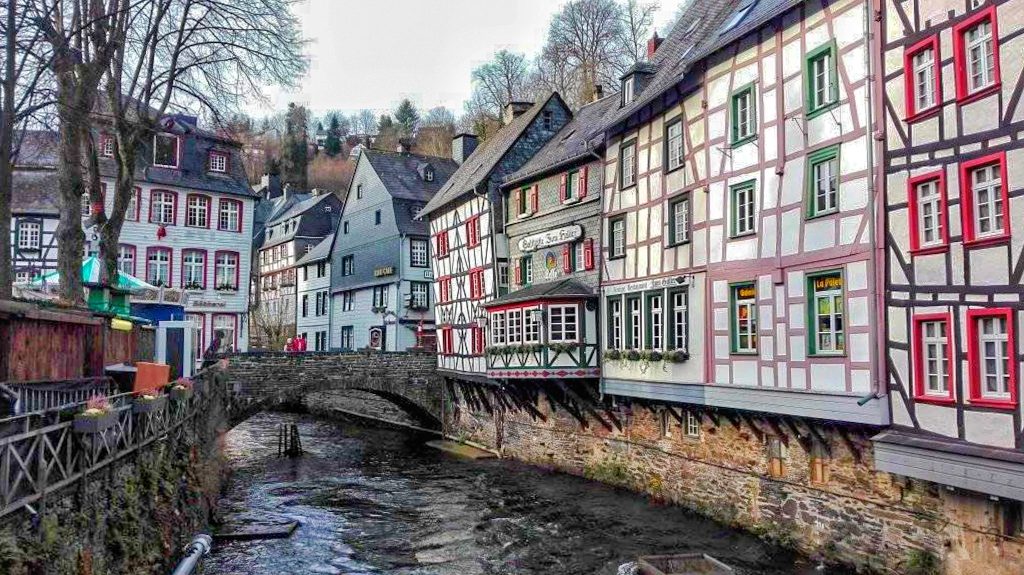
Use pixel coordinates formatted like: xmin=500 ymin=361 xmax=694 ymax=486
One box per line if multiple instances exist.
xmin=280 ymin=102 xmax=309 ymax=189
xmin=394 ymin=99 xmax=420 ymax=136
xmin=325 ymin=114 xmax=343 ymax=157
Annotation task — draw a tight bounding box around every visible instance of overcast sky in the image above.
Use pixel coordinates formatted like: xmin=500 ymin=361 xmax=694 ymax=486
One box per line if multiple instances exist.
xmin=253 ymin=0 xmax=682 ymax=120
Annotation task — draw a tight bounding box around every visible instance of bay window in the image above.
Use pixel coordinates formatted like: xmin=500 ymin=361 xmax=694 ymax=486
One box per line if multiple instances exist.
xmin=491 ymin=311 xmax=506 ymax=346
xmin=507 ymin=309 xmax=522 ymax=345
xmin=549 ymin=305 xmax=578 ymax=343
xmin=523 ymin=307 xmax=540 ymax=343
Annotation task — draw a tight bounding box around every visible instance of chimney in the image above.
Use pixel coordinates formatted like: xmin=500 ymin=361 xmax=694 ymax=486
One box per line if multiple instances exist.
xmin=593 ymin=84 xmax=605 ymax=102
xmin=503 ymin=101 xmax=534 ymax=125
xmin=451 ymin=133 xmax=479 ymax=165
xmin=261 ymin=173 xmax=282 ymax=199
xmin=283 ymin=182 xmax=293 ymax=202
xmin=646 ymin=31 xmax=663 ymax=59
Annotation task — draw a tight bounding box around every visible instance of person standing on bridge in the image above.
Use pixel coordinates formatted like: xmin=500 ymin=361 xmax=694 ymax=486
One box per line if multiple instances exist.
xmin=284 ymin=337 xmax=294 ymax=352
xmin=202 ymin=330 xmax=224 ymax=370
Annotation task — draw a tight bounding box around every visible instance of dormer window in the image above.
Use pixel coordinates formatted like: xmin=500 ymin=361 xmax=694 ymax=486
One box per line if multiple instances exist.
xmin=623 ymin=76 xmax=636 ymax=105
xmin=425 ymin=168 xmax=434 ymax=182
xmin=720 ymin=0 xmax=757 ymax=35
xmin=153 ymin=133 xmax=180 ymax=168
xmin=100 ymin=134 xmax=115 ymax=158
xmin=209 ymin=151 xmax=228 ymax=173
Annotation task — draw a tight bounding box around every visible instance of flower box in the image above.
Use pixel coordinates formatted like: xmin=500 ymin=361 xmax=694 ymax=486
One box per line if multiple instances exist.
xmin=73 ymin=410 xmax=118 ymax=434
xmin=133 ymin=395 xmax=167 ymax=414
xmin=170 ymin=387 xmax=193 ymax=401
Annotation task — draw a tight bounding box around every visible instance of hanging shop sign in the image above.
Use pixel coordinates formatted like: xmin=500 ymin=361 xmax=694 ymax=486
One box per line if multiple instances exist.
xmin=368 ymin=326 xmax=384 ymax=349
xmin=603 ymin=274 xmax=692 ymax=296
xmin=517 ymin=225 xmax=583 ymax=253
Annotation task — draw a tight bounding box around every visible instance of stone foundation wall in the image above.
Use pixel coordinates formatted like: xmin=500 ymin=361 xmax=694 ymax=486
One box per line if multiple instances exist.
xmin=447 ymin=392 xmax=1024 ymax=575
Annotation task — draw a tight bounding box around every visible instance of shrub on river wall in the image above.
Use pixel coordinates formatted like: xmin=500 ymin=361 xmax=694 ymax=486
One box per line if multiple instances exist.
xmin=584 ymin=457 xmax=631 ymax=486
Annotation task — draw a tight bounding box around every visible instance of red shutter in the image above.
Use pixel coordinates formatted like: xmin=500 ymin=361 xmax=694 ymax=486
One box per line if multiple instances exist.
xmin=559 ymin=173 xmax=568 ymax=202
xmin=514 ymin=189 xmax=522 ymax=216
xmin=562 ymin=243 xmax=571 ymax=273
xmin=584 ymin=238 xmax=594 ymax=270
xmin=514 ymin=261 xmax=522 ymax=285
xmin=531 ymin=184 xmax=539 ymax=213
xmin=464 ymin=221 xmax=470 ymax=246
xmin=579 ymin=166 xmax=589 ymax=199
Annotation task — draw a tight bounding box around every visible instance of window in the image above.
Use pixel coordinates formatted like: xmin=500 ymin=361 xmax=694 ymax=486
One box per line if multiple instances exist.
xmin=340 ymin=326 xmax=354 ymax=350
xmin=439 ymin=277 xmax=451 ymax=303
xmin=907 ymin=171 xmax=949 ymax=253
xmin=469 ymin=269 xmax=485 ymax=299
xmin=684 ymin=411 xmax=700 ymax=438
xmin=213 ymin=314 xmax=236 ymax=352
xmin=904 ymin=36 xmax=940 ymax=119
xmin=303 ymin=265 xmax=309 ymax=282
xmin=410 ymin=239 xmax=429 ymax=267
xmin=809 ymin=442 xmax=830 ymax=484
xmin=118 ymin=245 xmax=135 ymax=277
xmin=186 ymin=194 xmax=210 ymax=228
xmin=623 ymin=75 xmax=635 ymax=105
xmin=315 ymin=331 xmax=327 ymax=351
xmin=542 ymin=110 xmax=553 ymax=130
xmin=669 ymin=196 xmax=689 ymax=245
xmin=609 ymin=216 xmax=626 ymax=258
xmin=153 ymin=134 xmax=179 ymax=168
xmin=498 ymin=262 xmax=509 ymax=288
xmin=620 ymin=141 xmax=637 ymax=189
xmin=608 ymin=297 xmax=622 ymax=349
xmin=998 ymin=501 xmax=1024 ymax=538
xmin=768 ymin=437 xmax=787 ymax=478
xmin=665 ymin=119 xmax=684 ymax=172
xmin=215 ymin=252 xmax=238 ymax=290
xmin=626 ymin=296 xmax=641 ymax=349
xmin=440 ymin=326 xmax=453 ymax=355
xmin=805 ymin=42 xmax=838 ymax=117
xmin=342 ymin=291 xmax=354 ymax=311
xmin=731 ymin=283 xmax=757 ymax=353
xmin=518 ymin=256 xmax=533 ymax=286
xmin=646 ymin=293 xmax=663 ymax=350
xmin=182 ymin=250 xmax=206 ymax=289
xmin=218 ymin=199 xmax=241 ymax=232
xmin=147 ymin=247 xmax=172 ymax=287
xmin=549 ymin=305 xmax=578 ymax=343
xmin=80 ymin=192 xmax=91 ymax=217
xmin=425 ymin=168 xmax=434 ymax=182
xmin=100 ymin=134 xmax=115 ymax=158
xmin=150 ymin=190 xmax=176 ymax=225
xmin=125 ymin=188 xmax=140 ymax=221
xmin=301 ymin=294 xmax=309 ymax=318
xmin=967 ymin=308 xmax=1016 ymax=406
xmin=913 ymin=315 xmax=953 ymax=401
xmin=375 ymin=209 xmax=382 ymax=225
xmin=491 ymin=311 xmax=506 ymax=346
xmin=343 ymin=221 xmax=350 ymax=234
xmin=466 ymin=216 xmax=481 ymax=247
xmin=730 ymin=181 xmax=756 ymax=236
xmin=731 ymin=83 xmax=756 ymax=145
xmin=435 ymin=232 xmax=449 ymax=257
xmin=523 ymin=308 xmax=539 ymax=343
xmin=318 ymin=290 xmax=329 ymax=315
xmin=372 ymin=285 xmax=389 ymax=309
xmin=342 ymin=255 xmax=354 ymax=276
xmin=961 ymin=153 xmax=1009 ymax=244
xmin=809 ymin=271 xmax=845 ymax=355
xmin=17 ymin=221 xmax=40 ymax=250
xmin=317 ymin=262 xmax=326 ymax=278
xmin=472 ymin=326 xmax=485 ymax=355
xmin=807 ymin=146 xmax=840 ymax=217
xmin=516 ymin=187 xmax=530 ymax=216
xmin=573 ymin=241 xmax=586 ymax=272
xmin=186 ymin=313 xmax=204 ymax=360
xmin=954 ymin=7 xmax=999 ymax=101
xmin=670 ymin=289 xmax=688 ymax=352
xmin=719 ymin=0 xmax=755 ymax=34
xmin=356 ymin=184 xmax=363 ymax=199
xmin=209 ymin=151 xmax=228 ymax=173
xmin=507 ymin=309 xmax=522 ymax=344
xmin=411 ymin=282 xmax=429 ymax=309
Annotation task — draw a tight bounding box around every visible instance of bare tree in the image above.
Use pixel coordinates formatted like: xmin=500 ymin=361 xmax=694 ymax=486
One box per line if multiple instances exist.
xmin=98 ymin=0 xmax=307 ymax=282
xmin=617 ymin=0 xmax=659 ymax=71
xmin=470 ymin=49 xmax=530 ymax=118
xmin=353 ymin=109 xmax=376 ymax=135
xmin=0 ymin=0 xmax=54 ymax=298
xmin=544 ymin=0 xmax=625 ymax=105
xmin=422 ymin=106 xmax=456 ymax=128
xmin=249 ymin=301 xmax=292 ymax=351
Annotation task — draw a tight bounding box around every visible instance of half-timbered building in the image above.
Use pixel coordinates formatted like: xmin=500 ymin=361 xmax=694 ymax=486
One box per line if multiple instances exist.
xmin=419 ymin=96 xmax=571 ymax=378
xmin=482 ymin=94 xmax=617 ymax=381
xmin=10 ymin=132 xmax=60 ymax=283
xmin=876 ymin=0 xmax=1024 ymax=550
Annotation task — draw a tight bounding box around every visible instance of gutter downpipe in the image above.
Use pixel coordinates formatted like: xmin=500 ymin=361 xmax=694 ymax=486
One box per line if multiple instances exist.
xmin=169 ymin=534 xmax=212 ymax=575
xmin=865 ymin=0 xmax=888 ymax=419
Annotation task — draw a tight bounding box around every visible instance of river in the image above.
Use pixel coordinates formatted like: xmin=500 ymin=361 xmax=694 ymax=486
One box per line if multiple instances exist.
xmin=206 ymin=411 xmax=852 ymax=575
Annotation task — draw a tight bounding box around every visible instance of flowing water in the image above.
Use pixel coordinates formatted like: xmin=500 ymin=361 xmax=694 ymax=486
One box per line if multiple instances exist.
xmin=206 ymin=411 xmax=853 ymax=575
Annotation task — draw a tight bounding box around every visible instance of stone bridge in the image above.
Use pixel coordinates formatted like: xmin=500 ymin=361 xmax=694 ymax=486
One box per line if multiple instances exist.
xmin=226 ymin=351 xmax=444 ymax=429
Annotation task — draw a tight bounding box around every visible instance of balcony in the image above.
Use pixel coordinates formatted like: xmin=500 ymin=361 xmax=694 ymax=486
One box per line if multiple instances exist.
xmin=486 ymin=342 xmax=599 ymax=379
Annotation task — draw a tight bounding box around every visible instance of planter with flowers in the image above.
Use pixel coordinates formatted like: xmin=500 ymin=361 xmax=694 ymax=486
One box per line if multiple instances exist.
xmin=215 ymin=283 xmax=238 ymax=292
xmin=169 ymin=378 xmax=193 ymax=401
xmin=133 ymin=393 xmax=167 ymax=414
xmin=74 ymin=396 xmax=118 ymax=433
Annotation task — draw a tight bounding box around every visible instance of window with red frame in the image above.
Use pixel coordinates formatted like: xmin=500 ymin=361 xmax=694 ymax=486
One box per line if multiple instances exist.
xmin=435 ymin=231 xmax=449 ymax=257
xmin=960 ymin=152 xmax=1009 ymax=245
xmin=439 ymin=277 xmax=451 ymax=303
xmin=472 ymin=326 xmax=485 ymax=355
xmin=967 ymin=308 xmax=1016 ymax=407
xmin=218 ymin=199 xmax=242 ymax=232
xmin=100 ymin=134 xmax=115 ymax=158
xmin=440 ymin=326 xmax=453 ymax=355
xmin=181 ymin=250 xmax=206 ymax=289
xmin=953 ymin=6 xmax=1000 ymax=103
xmin=125 ymin=187 xmax=140 ymax=221
xmin=904 ymin=36 xmax=941 ymax=119
xmin=209 ymin=151 xmax=229 ymax=173
xmin=907 ymin=171 xmax=949 ymax=253
xmin=150 ymin=190 xmax=176 ymax=225
xmin=186 ymin=194 xmax=210 ymax=228
xmin=469 ymin=269 xmax=485 ymax=299
xmin=466 ymin=216 xmax=481 ymax=247
xmin=913 ymin=314 xmax=954 ymax=402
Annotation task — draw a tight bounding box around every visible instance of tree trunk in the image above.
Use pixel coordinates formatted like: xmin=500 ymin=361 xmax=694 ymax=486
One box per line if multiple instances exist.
xmin=54 ymin=77 xmax=87 ymax=305
xmin=0 ymin=0 xmax=16 ymax=300
xmin=100 ymin=126 xmax=138 ymax=284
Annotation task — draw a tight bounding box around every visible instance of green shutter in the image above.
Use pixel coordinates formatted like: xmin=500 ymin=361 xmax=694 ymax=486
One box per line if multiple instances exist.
xmin=805 ymin=144 xmax=841 ymax=218
xmin=804 ymin=41 xmax=839 ymax=119
xmin=729 ymin=82 xmax=757 ymax=147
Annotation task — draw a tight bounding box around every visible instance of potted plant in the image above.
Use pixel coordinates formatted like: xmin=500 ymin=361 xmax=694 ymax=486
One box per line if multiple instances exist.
xmin=664 ymin=349 xmax=689 ymax=363
xmin=604 ymin=348 xmax=622 ymax=360
xmin=184 ymin=281 xmax=204 ymax=291
xmin=133 ymin=392 xmax=167 ymax=414
xmin=74 ymin=395 xmax=118 ymax=433
xmin=216 ymin=283 xmax=237 ymax=292
xmin=170 ymin=378 xmax=193 ymax=401
xmin=626 ymin=348 xmax=641 ymax=361
xmin=640 ymin=349 xmax=663 ymax=362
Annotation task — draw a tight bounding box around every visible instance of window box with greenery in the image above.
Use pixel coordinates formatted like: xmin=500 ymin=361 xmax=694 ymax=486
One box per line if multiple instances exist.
xmin=804 ymin=41 xmax=839 ymax=119
xmin=216 ymin=283 xmax=238 ymax=292
xmin=604 ymin=348 xmax=622 ymax=360
xmin=807 ymin=271 xmax=846 ymax=356
xmin=729 ymin=180 xmax=757 ymax=238
xmin=730 ymin=82 xmax=757 ymax=147
xmin=549 ymin=341 xmax=580 ymax=354
xmin=74 ymin=396 xmax=117 ymax=434
xmin=806 ymin=145 xmax=840 ymax=218
xmin=663 ymin=349 xmax=689 ymax=363
xmin=170 ymin=378 xmax=194 ymax=401
xmin=184 ymin=281 xmax=204 ymax=291
xmin=133 ymin=393 xmax=167 ymax=414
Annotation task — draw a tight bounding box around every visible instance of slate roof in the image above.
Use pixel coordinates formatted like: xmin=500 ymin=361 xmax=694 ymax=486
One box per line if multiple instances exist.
xmin=261 ymin=193 xmax=338 ymax=250
xmin=13 ymin=131 xmax=59 ymax=168
xmin=419 ymin=92 xmax=567 ymax=217
xmin=267 ymin=192 xmax=333 ymax=227
xmin=11 ymin=170 xmax=60 ymax=216
xmin=505 ymin=94 xmax=620 ymax=187
xmin=362 ymin=149 xmax=459 ymax=202
xmin=295 ymin=234 xmax=334 ymax=266
xmin=598 ymin=0 xmax=746 ymax=135
xmin=482 ymin=278 xmax=596 ymax=308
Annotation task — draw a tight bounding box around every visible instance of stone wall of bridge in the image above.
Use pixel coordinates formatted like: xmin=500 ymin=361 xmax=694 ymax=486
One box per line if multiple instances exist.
xmin=226 ymin=351 xmax=444 ymax=428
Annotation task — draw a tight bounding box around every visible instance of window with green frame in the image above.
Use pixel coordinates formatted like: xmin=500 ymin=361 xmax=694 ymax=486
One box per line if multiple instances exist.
xmin=808 ymin=271 xmax=845 ymax=355
xmin=805 ymin=41 xmax=839 ymax=118
xmin=646 ymin=291 xmax=664 ymax=350
xmin=730 ymin=83 xmax=756 ymax=146
xmin=730 ymin=180 xmax=756 ymax=237
xmin=669 ymin=195 xmax=690 ymax=245
xmin=730 ymin=283 xmax=757 ymax=353
xmin=565 ymin=169 xmax=578 ymax=201
xmin=806 ymin=145 xmax=840 ymax=217
xmin=625 ymin=295 xmax=641 ymax=349
xmin=521 ymin=255 xmax=533 ymax=286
